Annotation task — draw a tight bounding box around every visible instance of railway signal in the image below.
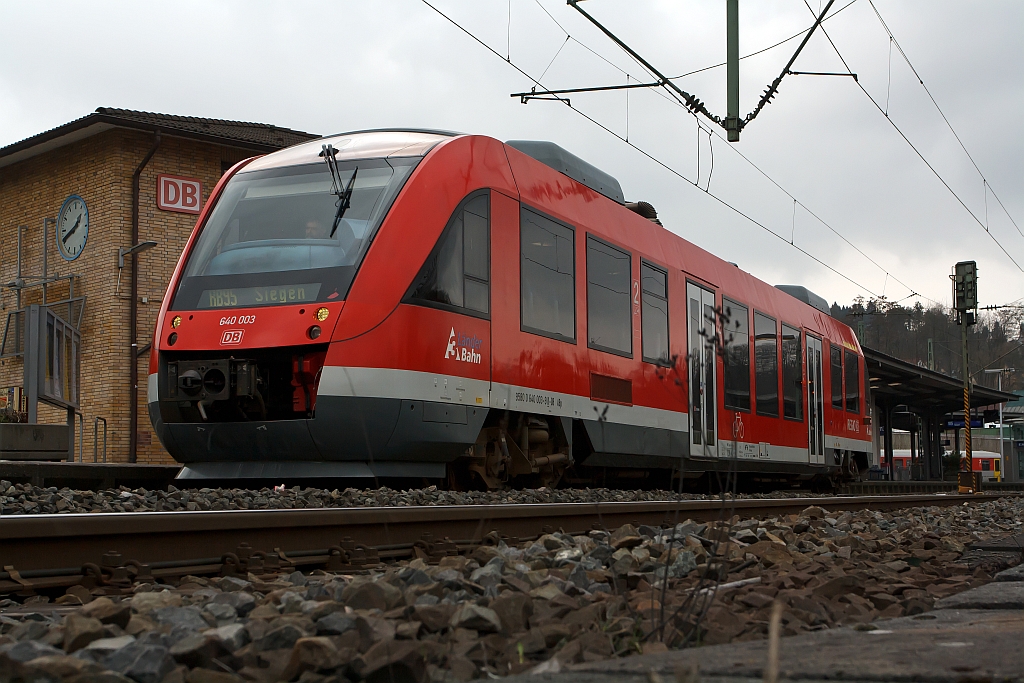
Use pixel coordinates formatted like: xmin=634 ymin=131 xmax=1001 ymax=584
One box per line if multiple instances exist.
xmin=953 ymin=261 xmax=978 ymax=474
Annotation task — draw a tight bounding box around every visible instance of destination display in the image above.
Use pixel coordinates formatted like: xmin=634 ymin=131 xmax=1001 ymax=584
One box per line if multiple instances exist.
xmin=197 ymin=284 xmax=322 ymax=309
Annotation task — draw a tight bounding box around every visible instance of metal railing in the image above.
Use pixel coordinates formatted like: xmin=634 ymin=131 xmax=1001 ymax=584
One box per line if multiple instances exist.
xmin=76 ymin=412 xmax=84 ymax=463
xmin=93 ymin=417 xmax=107 ymax=463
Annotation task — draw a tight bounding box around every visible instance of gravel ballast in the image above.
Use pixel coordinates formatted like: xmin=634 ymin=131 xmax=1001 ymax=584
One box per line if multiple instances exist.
xmin=1 ymin=496 xmax=1022 ymax=682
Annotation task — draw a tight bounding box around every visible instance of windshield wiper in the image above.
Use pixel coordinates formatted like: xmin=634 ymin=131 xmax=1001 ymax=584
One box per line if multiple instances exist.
xmin=320 ymin=143 xmax=358 ymax=238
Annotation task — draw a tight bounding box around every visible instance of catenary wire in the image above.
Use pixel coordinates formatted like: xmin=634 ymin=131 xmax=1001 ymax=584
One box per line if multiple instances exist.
xmin=867 ymin=0 xmax=1024 ymax=242
xmin=533 ymin=0 xmax=856 ymax=85
xmin=528 ymin=0 xmax=935 ymax=305
xmin=666 ymin=0 xmax=860 ymax=81
xmin=800 ymin=0 xmax=1024 ymax=275
xmin=419 ymin=0 xmax=883 ymax=298
xmin=699 ymin=114 xmax=940 ymax=306
xmin=531 ymin=0 xmax=857 ymax=118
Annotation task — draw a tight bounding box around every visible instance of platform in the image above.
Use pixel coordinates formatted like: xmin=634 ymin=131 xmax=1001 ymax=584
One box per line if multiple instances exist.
xmin=510 ymin=565 xmax=1024 ymax=683
xmin=841 ymin=479 xmax=1024 ymax=495
xmin=0 ymin=462 xmax=181 ymax=490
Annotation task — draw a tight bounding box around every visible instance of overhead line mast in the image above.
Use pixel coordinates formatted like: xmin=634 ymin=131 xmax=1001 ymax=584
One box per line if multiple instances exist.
xmin=726 ymin=0 xmax=739 ymax=141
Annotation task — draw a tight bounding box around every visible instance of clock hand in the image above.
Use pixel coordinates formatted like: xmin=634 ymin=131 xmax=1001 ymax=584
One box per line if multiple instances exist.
xmin=62 ymin=215 xmax=82 ymax=245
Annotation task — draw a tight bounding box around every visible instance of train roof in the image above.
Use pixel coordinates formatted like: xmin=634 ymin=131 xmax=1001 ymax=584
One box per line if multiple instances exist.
xmin=235 ymin=130 xmax=848 ymax=337
xmin=505 ymin=140 xmax=624 ymax=204
xmin=242 ymin=130 xmax=453 ymax=173
xmin=775 ymin=285 xmax=832 ymax=316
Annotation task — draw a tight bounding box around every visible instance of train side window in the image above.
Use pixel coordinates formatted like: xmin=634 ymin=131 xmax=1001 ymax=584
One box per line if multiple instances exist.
xmin=830 ymin=344 xmax=843 ymax=409
xmin=995 ymin=459 xmax=1000 ymax=472
xmin=754 ymin=312 xmax=779 ymax=417
xmin=586 ymin=236 xmax=632 ymax=356
xmin=723 ymin=299 xmax=750 ymax=411
xmin=407 ymin=191 xmax=490 ymax=316
xmin=781 ymin=324 xmax=803 ymax=421
xmin=641 ymin=261 xmax=669 ymax=364
xmin=521 ymin=207 xmax=576 ymax=342
xmin=982 ymin=459 xmax=991 ymax=471
xmin=845 ymin=349 xmax=860 ymax=413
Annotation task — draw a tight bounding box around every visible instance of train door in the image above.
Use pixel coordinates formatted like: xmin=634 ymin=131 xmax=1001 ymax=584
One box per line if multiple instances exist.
xmin=687 ymin=283 xmax=717 ymax=458
xmin=807 ymin=334 xmax=825 ymax=464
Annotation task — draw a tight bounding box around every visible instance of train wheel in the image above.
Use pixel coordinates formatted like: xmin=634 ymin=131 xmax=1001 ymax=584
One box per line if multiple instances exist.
xmin=847 ymin=456 xmax=862 ymax=482
xmin=462 ymin=432 xmax=508 ymax=491
xmin=529 ymin=457 xmax=569 ymax=489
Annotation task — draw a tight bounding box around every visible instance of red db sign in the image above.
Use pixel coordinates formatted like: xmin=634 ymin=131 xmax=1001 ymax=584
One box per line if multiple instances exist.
xmin=220 ymin=329 xmax=244 ymax=345
xmin=157 ymin=174 xmax=202 ymax=214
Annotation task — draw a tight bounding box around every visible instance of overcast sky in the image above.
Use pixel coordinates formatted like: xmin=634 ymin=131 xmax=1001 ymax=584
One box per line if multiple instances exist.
xmin=2 ymin=1 xmax=1021 ymax=309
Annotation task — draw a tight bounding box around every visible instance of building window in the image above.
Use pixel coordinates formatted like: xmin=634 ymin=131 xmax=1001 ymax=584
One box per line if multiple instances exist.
xmin=831 ymin=344 xmax=843 ymax=409
xmin=723 ymin=299 xmax=750 ymax=411
xmin=408 ymin=191 xmax=489 ymax=316
xmin=641 ymin=261 xmax=669 ymax=364
xmin=521 ymin=207 xmax=575 ymax=341
xmin=754 ymin=312 xmax=778 ymax=417
xmin=781 ymin=324 xmax=803 ymax=421
xmin=221 ymin=160 xmax=233 ymax=175
xmin=586 ymin=236 xmax=632 ymax=356
xmin=845 ymin=349 xmax=860 ymax=413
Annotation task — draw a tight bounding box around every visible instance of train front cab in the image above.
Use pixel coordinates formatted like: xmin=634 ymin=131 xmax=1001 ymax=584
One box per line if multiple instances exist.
xmin=147 ymin=131 xmax=496 ymax=477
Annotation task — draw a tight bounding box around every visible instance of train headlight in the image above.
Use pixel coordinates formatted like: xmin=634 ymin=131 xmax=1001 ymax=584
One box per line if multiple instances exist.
xmin=171 ymin=316 xmax=182 ymax=329
xmin=308 ymin=325 xmax=322 ymax=340
xmin=315 ymin=307 xmax=330 ymax=322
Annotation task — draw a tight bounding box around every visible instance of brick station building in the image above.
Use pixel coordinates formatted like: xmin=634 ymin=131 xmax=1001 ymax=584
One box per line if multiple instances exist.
xmin=0 ymin=108 xmax=317 ymax=463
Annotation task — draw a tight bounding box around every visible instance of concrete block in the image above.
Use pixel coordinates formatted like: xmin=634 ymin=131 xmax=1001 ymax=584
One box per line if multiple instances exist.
xmin=995 ymin=564 xmax=1024 ymax=582
xmin=935 ymin=581 xmax=1024 ymax=610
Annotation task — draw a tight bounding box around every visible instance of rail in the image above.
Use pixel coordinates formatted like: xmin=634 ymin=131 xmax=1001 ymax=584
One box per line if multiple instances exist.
xmin=0 ymin=492 xmax=1014 ymax=595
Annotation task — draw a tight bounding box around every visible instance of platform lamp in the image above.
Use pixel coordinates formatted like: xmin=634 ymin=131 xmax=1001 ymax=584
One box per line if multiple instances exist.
xmin=118 ymin=241 xmax=158 ymax=268
xmin=115 ymin=241 xmax=158 ymax=295
xmin=983 ymin=368 xmax=1016 ymax=482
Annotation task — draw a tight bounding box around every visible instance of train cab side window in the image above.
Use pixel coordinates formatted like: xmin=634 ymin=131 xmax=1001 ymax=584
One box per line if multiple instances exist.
xmin=587 ymin=236 xmax=632 ymax=356
xmin=521 ymin=207 xmax=575 ymax=342
xmin=830 ymin=344 xmax=844 ymax=409
xmin=781 ymin=324 xmax=803 ymax=421
xmin=641 ymin=261 xmax=669 ymax=365
xmin=845 ymin=349 xmax=860 ymax=413
xmin=407 ymin=192 xmax=490 ymax=316
xmin=723 ymin=299 xmax=750 ymax=411
xmin=754 ymin=313 xmax=779 ymax=417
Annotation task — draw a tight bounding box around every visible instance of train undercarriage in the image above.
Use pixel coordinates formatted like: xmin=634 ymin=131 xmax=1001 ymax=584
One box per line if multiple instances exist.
xmin=153 ymin=346 xmax=866 ymax=493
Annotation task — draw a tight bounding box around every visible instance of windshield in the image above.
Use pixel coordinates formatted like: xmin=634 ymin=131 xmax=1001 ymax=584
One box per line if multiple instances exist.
xmin=171 ymin=157 xmax=417 ymax=310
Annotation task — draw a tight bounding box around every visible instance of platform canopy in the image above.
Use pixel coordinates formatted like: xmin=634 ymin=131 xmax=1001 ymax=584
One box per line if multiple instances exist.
xmin=865 ymin=347 xmax=1016 ymax=416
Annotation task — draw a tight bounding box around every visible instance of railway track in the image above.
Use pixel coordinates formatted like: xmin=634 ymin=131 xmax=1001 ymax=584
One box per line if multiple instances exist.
xmin=0 ymin=492 xmax=1011 ymax=597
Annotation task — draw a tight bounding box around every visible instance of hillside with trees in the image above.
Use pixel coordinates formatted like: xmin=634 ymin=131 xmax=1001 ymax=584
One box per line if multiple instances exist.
xmin=829 ymin=297 xmax=1024 ymax=392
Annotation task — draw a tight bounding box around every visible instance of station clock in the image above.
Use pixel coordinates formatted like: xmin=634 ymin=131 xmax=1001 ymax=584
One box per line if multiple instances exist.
xmin=56 ymin=194 xmax=89 ymax=261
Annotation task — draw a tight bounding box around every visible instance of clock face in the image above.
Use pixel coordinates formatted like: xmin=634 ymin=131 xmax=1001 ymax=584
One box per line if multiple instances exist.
xmin=57 ymin=195 xmax=89 ymax=261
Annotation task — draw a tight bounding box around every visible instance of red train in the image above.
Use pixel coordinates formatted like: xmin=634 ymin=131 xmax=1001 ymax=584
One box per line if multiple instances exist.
xmin=149 ymin=130 xmax=872 ymax=487
xmin=889 ymin=451 xmax=1002 ymax=481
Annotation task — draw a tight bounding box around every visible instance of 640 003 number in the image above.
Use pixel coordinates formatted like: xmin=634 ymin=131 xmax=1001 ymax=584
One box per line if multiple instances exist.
xmin=219 ymin=315 xmax=256 ymax=326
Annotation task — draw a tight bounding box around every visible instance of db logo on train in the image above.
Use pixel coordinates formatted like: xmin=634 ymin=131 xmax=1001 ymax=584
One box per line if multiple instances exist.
xmin=220 ymin=329 xmax=244 ymax=345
